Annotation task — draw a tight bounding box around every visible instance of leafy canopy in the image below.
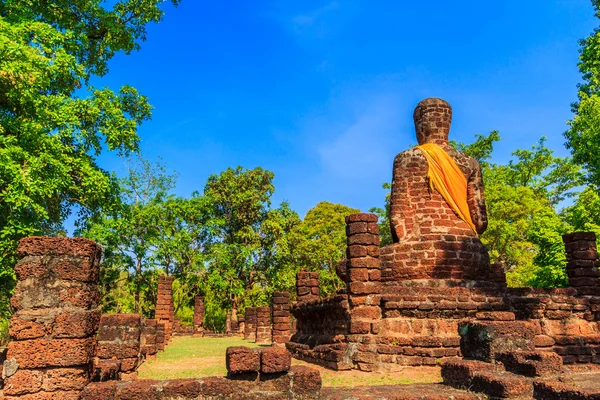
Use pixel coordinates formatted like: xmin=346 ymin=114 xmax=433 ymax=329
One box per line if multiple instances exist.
xmin=0 ymin=0 xmax=178 ymax=317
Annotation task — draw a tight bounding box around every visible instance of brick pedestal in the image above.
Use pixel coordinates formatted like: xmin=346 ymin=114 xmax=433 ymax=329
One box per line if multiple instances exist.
xmin=4 ymin=237 xmax=102 ymax=399
xmin=255 ymin=307 xmax=271 ymax=344
xmin=193 ymin=296 xmax=205 ymax=335
xmin=272 ymin=292 xmax=291 ymax=345
xmin=297 ymin=270 xmax=320 ymax=303
xmin=244 ymin=308 xmax=257 ymax=341
xmin=563 ymin=232 xmax=600 ymax=296
xmin=156 ymin=276 xmax=174 ymax=347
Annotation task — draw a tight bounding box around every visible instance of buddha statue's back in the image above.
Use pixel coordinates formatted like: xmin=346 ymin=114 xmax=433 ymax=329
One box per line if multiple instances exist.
xmin=382 ymin=98 xmax=490 ymax=286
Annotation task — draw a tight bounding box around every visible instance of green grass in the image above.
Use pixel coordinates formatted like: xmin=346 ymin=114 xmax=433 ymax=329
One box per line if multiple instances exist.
xmin=137 ymin=336 xmax=263 ymax=380
xmin=137 ymin=336 xmax=441 ymax=387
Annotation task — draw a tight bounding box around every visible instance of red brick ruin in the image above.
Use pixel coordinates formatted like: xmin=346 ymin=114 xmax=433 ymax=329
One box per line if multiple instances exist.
xmin=1 ymin=237 xmax=321 ymax=399
xmin=4 ymin=237 xmax=102 ymax=399
xmin=285 ymin=98 xmax=600 ymax=398
xmin=5 ymin=98 xmax=600 ymax=398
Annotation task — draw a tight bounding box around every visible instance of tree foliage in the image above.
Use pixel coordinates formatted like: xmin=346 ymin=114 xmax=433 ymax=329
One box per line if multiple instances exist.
xmin=291 ymin=201 xmax=359 ymax=296
xmin=565 ymin=0 xmax=600 ymax=186
xmin=0 ymin=0 xmax=178 ymax=318
xmin=203 ymin=166 xmax=300 ymax=320
xmin=457 ymin=133 xmax=579 ymax=287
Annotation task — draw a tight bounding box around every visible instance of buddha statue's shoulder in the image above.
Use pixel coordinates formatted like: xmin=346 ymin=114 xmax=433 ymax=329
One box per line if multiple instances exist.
xmin=393 ymin=147 xmax=427 ymax=168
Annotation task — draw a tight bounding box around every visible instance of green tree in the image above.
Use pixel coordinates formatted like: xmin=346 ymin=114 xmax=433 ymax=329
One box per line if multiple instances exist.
xmin=204 ymin=166 xmax=299 ymax=323
xmin=0 ymin=0 xmax=178 ymax=317
xmin=459 ymin=133 xmax=579 ymax=287
xmin=152 ymin=194 xmax=213 ymax=319
xmin=83 ymin=157 xmax=177 ymax=315
xmin=565 ymin=0 xmax=600 ymax=186
xmin=291 ymin=201 xmax=359 ymax=296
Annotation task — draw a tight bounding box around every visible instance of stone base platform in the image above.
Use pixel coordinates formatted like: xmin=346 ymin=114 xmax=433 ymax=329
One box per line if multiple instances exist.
xmin=321 ymin=383 xmax=485 ymax=400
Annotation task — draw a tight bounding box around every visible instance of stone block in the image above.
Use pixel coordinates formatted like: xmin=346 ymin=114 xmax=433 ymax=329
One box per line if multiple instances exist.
xmin=470 ymin=371 xmax=533 ymax=398
xmin=496 ymin=350 xmax=563 ymax=377
xmin=92 ymin=358 xmax=120 ymax=382
xmin=291 ymin=365 xmax=322 ymax=397
xmin=226 ymin=346 xmax=260 ymax=374
xmin=7 ymin=337 xmax=95 ymax=368
xmin=459 ymin=320 xmax=535 ymax=362
xmin=261 ymin=346 xmax=291 ymax=374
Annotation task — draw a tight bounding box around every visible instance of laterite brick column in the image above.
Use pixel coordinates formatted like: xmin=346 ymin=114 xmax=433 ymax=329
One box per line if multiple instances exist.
xmin=563 ymin=232 xmax=600 ymax=296
xmin=238 ymin=316 xmax=245 ymax=337
xmin=272 ymin=292 xmax=291 ymax=345
xmin=244 ymin=307 xmax=257 ymax=341
xmin=226 ymin=311 xmax=232 ymax=334
xmin=296 ymin=270 xmax=320 ymax=303
xmin=255 ymin=306 xmax=272 ymax=344
xmin=345 ymin=213 xmax=382 ymax=371
xmin=193 ymin=296 xmax=205 ymax=335
xmin=156 ymin=275 xmax=174 ymax=346
xmin=4 ymin=237 xmax=102 ymax=399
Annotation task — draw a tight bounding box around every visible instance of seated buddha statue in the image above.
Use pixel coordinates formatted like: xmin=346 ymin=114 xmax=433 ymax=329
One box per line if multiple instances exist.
xmin=381 ymin=98 xmax=490 ymax=284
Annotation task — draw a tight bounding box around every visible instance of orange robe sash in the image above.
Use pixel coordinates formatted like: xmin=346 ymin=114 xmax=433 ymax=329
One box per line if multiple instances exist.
xmin=416 ymin=143 xmax=476 ymax=232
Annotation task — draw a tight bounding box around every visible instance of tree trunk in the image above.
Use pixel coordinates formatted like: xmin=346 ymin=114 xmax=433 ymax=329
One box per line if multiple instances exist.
xmin=135 ymin=258 xmax=142 ymax=314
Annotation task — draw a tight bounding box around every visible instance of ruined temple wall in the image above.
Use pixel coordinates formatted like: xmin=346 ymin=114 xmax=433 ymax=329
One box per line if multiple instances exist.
xmin=289 ymin=212 xmax=600 ymax=370
xmin=95 ymin=314 xmax=142 ymax=381
xmin=3 ymin=237 xmax=102 ymax=399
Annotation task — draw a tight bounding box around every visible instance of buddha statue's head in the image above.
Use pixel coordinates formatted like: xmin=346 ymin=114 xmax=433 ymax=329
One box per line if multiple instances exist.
xmin=414 ymin=98 xmax=452 ymax=145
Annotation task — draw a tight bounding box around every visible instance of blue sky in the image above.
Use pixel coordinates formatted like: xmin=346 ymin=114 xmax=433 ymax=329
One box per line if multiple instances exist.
xmin=93 ymin=0 xmax=597 ymax=219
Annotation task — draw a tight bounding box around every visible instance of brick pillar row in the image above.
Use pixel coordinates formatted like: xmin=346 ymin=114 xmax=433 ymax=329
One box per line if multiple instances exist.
xmin=272 ymin=292 xmax=291 ymax=345
xmin=4 ymin=237 xmax=102 ymax=399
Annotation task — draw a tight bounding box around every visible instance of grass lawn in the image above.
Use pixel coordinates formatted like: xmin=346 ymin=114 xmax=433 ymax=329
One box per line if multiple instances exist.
xmin=137 ymin=336 xmax=441 ymax=387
